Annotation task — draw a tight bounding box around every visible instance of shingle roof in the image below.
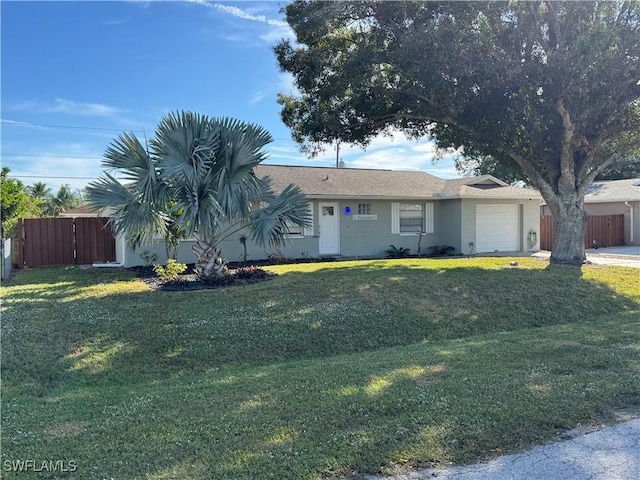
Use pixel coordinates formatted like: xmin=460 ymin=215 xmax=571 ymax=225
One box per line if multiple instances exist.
xmin=254 ymin=165 xmax=541 ymax=200
xmin=59 ymin=205 xmax=101 ymax=217
xmin=585 ymin=178 xmax=640 ymax=203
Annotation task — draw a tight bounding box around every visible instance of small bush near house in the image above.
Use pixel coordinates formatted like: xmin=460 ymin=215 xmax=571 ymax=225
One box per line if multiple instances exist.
xmin=139 ymin=250 xmax=158 ymax=267
xmin=386 ymin=244 xmax=411 ymax=258
xmin=153 ymin=259 xmax=187 ymax=281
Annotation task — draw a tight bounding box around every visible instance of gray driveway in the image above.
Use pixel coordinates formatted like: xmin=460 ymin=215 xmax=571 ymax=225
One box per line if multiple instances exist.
xmin=533 ymin=245 xmax=640 ymax=268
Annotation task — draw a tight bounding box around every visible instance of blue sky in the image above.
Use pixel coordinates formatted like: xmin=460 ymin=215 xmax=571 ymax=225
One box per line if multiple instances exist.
xmin=1 ymin=0 xmax=461 ymax=191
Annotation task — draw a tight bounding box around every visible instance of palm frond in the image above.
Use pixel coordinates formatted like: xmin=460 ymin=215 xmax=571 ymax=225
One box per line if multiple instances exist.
xmin=173 ymin=181 xmax=223 ymax=238
xmin=87 ymin=173 xmax=169 ymax=249
xmin=212 ymin=121 xmax=273 ymax=219
xmin=153 ymin=111 xmax=220 ymax=185
xmin=111 ymin=200 xmax=170 ymax=250
xmin=85 ymin=173 xmax=131 ymax=209
xmin=246 ymin=184 xmax=310 ymax=248
xmin=102 ymin=132 xmax=153 ymax=180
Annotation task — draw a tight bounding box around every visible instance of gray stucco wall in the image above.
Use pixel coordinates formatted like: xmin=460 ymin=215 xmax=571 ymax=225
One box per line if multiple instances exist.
xmin=120 ymin=197 xmax=540 ymax=266
xmin=334 ymin=200 xmax=442 ymax=257
xmin=122 ymin=199 xmax=447 ymax=266
xmin=122 ymin=235 xmax=320 ymax=267
xmin=437 ymin=200 xmax=464 ymax=254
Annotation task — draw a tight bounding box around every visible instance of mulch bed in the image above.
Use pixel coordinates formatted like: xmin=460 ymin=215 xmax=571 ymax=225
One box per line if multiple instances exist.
xmin=130 ymin=264 xmax=276 ymax=292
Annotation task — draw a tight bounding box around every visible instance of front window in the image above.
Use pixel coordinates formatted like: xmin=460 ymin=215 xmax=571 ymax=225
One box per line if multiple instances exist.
xmin=285 ymin=220 xmax=302 ymax=236
xmin=399 ymin=203 xmax=424 ymax=233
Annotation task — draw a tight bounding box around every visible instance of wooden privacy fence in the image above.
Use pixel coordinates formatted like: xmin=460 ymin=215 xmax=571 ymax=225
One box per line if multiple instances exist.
xmin=540 ymin=214 xmax=624 ymax=251
xmin=18 ymin=217 xmax=116 ymax=267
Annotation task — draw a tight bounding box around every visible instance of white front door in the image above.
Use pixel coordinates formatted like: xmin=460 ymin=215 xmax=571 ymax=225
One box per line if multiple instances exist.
xmin=476 ymin=204 xmax=520 ymax=252
xmin=318 ymin=202 xmax=340 ymax=254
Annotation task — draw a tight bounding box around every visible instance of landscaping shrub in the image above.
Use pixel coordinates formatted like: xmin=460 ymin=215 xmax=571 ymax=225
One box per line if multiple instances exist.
xmin=153 ymin=259 xmax=187 ymax=281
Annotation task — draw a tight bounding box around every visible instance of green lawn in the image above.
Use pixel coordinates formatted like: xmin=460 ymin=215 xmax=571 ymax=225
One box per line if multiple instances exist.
xmin=1 ymin=258 xmax=639 ymax=479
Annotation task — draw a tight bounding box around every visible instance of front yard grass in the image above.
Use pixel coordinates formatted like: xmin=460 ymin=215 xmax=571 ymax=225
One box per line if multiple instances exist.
xmin=1 ymin=258 xmax=639 ymax=479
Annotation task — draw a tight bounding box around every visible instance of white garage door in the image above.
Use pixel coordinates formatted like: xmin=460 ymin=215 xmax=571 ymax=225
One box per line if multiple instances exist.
xmin=476 ymin=205 xmax=520 ymax=253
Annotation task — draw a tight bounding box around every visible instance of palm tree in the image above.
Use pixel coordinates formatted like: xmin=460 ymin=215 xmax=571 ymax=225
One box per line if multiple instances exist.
xmin=27 ymin=182 xmax=51 ymax=200
xmin=46 ymin=184 xmax=83 ymax=216
xmin=86 ymin=111 xmax=310 ymax=280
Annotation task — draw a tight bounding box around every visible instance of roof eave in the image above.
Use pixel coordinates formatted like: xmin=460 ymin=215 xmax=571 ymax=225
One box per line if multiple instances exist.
xmin=303 ymin=194 xmax=441 ymax=201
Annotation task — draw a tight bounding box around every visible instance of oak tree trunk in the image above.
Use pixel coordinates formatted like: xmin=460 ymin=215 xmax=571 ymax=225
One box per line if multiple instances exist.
xmin=547 ymin=197 xmax=587 ymax=266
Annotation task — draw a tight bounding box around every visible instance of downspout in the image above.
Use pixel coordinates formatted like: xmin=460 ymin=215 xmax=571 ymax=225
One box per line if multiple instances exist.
xmin=625 ymin=202 xmax=634 ymax=244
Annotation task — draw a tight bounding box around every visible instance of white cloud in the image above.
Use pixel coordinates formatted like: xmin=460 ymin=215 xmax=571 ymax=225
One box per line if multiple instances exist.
xmin=188 ymin=0 xmax=294 ymax=44
xmin=4 ymin=144 xmax=107 ymax=191
xmin=211 ymin=3 xmax=288 ymax=27
xmin=248 ymin=72 xmax=297 ymax=106
xmin=347 ymin=148 xmax=425 ymax=171
xmin=103 ymin=18 xmax=130 ymax=26
xmin=296 ymin=130 xmax=463 ymax=178
xmin=411 ymin=142 xmax=438 ymax=154
xmin=278 ymin=72 xmax=296 ymax=95
xmin=259 ymin=24 xmax=295 ymax=43
xmin=249 ymin=89 xmax=268 ymax=105
xmin=268 ymin=145 xmax=299 ymax=154
xmin=1 ymin=118 xmax=49 ymax=129
xmin=9 ymin=98 xmax=123 ymax=117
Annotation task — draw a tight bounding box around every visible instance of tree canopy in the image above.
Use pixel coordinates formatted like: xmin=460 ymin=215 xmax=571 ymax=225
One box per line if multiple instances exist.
xmin=458 ymin=152 xmax=640 ymax=184
xmin=40 ymin=184 xmax=84 ymax=217
xmin=1 ymin=168 xmax=42 ymax=239
xmin=275 ymin=0 xmax=640 ymax=264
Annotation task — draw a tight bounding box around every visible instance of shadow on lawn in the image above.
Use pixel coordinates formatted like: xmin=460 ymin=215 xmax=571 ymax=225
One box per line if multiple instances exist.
xmin=1 ymin=266 xmax=138 ymax=302
xmin=5 ymin=261 xmax=639 ymax=386
xmin=138 ymin=314 xmax=638 ymax=479
xmin=2 ymin=262 xmax=640 ymax=479
xmin=27 ymin=314 xmax=639 ymax=480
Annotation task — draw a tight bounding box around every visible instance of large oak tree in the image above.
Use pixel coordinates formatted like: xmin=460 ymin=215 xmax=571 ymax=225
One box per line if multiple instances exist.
xmin=275 ymin=0 xmax=640 ymax=265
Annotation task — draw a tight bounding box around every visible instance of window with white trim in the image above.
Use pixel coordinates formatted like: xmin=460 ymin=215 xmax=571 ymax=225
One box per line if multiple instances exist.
xmin=285 ymin=201 xmax=314 ymax=237
xmin=391 ymin=202 xmax=434 ymax=234
xmin=284 ymin=220 xmax=303 ymax=236
xmin=400 ymin=203 xmax=424 ymax=233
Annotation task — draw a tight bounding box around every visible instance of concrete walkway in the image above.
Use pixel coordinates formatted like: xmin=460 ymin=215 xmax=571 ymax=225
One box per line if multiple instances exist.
xmin=532 ymin=245 xmax=640 ymax=268
xmin=365 ymin=418 xmax=640 ymax=480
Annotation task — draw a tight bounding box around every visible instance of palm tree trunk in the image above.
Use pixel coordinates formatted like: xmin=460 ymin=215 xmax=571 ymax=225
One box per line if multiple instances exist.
xmin=193 ymin=233 xmax=228 ymax=280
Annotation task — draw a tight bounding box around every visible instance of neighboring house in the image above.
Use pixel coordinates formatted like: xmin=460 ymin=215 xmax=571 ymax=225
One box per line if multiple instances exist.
xmin=119 ymin=165 xmax=542 ymax=267
xmin=59 ymin=205 xmax=104 ymax=218
xmin=541 ymin=178 xmax=640 ymax=247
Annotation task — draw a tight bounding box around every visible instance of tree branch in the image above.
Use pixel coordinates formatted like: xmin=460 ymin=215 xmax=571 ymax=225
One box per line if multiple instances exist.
xmin=556 ymin=99 xmax=578 ymax=192
xmin=544 ymin=1 xmax=563 ymax=49
xmin=506 ymin=150 xmax=557 ymax=204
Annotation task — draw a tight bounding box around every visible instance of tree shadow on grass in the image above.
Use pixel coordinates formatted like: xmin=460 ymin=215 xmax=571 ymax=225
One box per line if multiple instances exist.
xmin=4 ymin=261 xmax=638 ymax=390
xmin=1 ymin=266 xmax=140 ymax=303
xmin=2 ymin=261 xmax=639 ymax=478
xmin=9 ymin=313 xmax=638 ymax=479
